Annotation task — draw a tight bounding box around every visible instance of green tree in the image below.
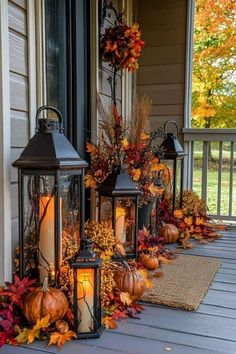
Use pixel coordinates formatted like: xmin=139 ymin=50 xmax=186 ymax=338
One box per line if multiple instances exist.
xmin=192 ymin=0 xmax=236 ymax=128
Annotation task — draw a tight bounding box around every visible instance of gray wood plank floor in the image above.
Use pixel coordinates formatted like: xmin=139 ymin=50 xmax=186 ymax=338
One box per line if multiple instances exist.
xmin=3 ymin=229 xmax=236 ymax=354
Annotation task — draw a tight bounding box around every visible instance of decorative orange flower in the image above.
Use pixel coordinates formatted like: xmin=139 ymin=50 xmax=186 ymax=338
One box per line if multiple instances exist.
xmin=131 ymin=168 xmax=141 ymax=181
xmin=184 ymin=217 xmax=193 ymax=226
xmin=195 ymin=217 xmax=206 ymax=226
xmin=174 ymin=209 xmax=183 ymax=219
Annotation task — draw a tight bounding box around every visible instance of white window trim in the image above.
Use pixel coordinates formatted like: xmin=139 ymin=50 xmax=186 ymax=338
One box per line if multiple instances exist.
xmin=183 ymin=0 xmax=195 ymax=189
xmin=28 ymin=0 xmax=37 ymax=136
xmin=184 ymin=0 xmax=195 ymax=129
xmin=0 ymin=0 xmax=12 ymax=283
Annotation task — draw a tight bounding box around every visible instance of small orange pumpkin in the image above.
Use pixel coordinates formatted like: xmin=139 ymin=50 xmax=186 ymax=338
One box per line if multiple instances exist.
xmin=23 ymin=277 xmax=68 ymax=324
xmin=114 ymin=262 xmax=146 ymax=301
xmin=159 ymin=223 xmax=179 ymax=244
xmin=140 ymin=253 xmax=159 ymax=271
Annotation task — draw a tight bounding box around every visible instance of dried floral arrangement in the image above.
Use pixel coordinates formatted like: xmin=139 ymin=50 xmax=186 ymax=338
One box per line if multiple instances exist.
xmin=85 ymin=97 xmax=165 ymax=205
xmin=159 ymin=190 xmax=224 ymax=248
xmin=100 ymin=16 xmax=144 ymax=105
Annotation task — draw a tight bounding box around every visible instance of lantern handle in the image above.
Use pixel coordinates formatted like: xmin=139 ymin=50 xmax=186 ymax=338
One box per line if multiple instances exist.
xmin=164 ymin=120 xmax=179 ymax=136
xmin=36 ymin=105 xmax=64 ymax=132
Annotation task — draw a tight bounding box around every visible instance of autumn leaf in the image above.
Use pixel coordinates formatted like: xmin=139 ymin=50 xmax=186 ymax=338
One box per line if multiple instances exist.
xmin=102 ymin=316 xmax=117 ymax=330
xmin=153 ymin=271 xmax=164 ymax=278
xmin=157 ymin=256 xmax=173 ymax=264
xmin=27 ymin=315 xmax=50 ymax=344
xmin=137 ymin=269 xmax=153 ymax=289
xmin=0 ymin=275 xmax=36 ymax=309
xmin=48 ymin=330 xmax=77 ymax=351
xmin=86 ymin=142 xmax=97 ymax=154
xmin=15 ymin=328 xmax=31 ymax=344
xmin=131 ymin=168 xmax=141 ymax=181
xmin=120 ymin=292 xmax=132 ymax=306
xmin=112 ymin=310 xmax=127 ymax=320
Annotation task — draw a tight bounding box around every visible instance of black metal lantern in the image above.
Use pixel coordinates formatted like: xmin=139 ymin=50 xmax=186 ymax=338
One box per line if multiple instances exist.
xmin=70 ymin=238 xmax=103 ymax=339
xmin=97 ymin=170 xmax=142 ymax=259
xmin=12 ymin=106 xmax=88 ymax=285
xmin=160 ymin=120 xmax=187 ymax=211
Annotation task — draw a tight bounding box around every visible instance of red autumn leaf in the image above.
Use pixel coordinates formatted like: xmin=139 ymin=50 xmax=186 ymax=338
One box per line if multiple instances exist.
xmin=0 ymin=309 xmax=15 ymax=331
xmin=0 ymin=275 xmax=36 ymax=309
xmin=112 ymin=310 xmax=127 ymax=320
xmin=0 ymin=329 xmax=15 ymax=348
xmin=126 ymin=307 xmax=140 ymax=319
xmin=131 ymin=302 xmax=144 ymax=312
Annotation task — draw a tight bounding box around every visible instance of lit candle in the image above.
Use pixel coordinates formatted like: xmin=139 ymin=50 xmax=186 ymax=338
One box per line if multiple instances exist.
xmin=116 ymin=207 xmax=126 ymax=244
xmin=39 ymin=196 xmax=55 ymax=283
xmin=77 ymin=269 xmax=94 ymax=333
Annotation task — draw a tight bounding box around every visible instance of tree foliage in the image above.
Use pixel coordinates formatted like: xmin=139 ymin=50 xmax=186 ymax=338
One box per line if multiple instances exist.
xmin=192 ymin=0 xmax=236 ymax=128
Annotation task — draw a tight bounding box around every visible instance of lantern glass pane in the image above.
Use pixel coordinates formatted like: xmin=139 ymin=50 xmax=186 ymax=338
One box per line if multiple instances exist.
xmin=175 ymin=159 xmax=182 ymax=208
xmin=100 ymin=196 xmax=113 ymax=225
xmin=59 ymin=174 xmax=81 ymax=262
xmin=76 ymin=268 xmax=95 ymax=333
xmin=162 ymin=159 xmax=174 ymax=197
xmin=22 ymin=175 xmax=56 ymax=282
xmin=115 ymin=198 xmax=136 ymax=255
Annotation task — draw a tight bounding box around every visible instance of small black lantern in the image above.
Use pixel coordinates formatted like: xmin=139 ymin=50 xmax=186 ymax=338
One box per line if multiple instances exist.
xmin=160 ymin=120 xmax=187 ymax=211
xmin=71 ymin=238 xmax=103 ymax=339
xmin=97 ymin=170 xmax=142 ymax=259
xmin=12 ymin=106 xmax=88 ymax=285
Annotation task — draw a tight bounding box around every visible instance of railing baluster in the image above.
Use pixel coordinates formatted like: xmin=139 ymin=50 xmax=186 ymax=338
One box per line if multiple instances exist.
xmin=183 ymin=129 xmax=236 ymax=222
xmin=229 ymin=142 xmax=234 ymax=216
xmin=217 ymin=142 xmax=223 ymax=216
xmin=201 ymin=141 xmax=209 ymax=202
xmin=189 ymin=141 xmax=194 ymax=190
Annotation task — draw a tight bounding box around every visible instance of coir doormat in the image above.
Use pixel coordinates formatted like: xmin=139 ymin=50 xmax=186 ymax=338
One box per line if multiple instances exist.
xmin=141 ymin=254 xmax=221 ymax=311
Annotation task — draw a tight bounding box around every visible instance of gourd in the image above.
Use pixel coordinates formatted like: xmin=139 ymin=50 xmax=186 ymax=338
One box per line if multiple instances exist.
xmin=140 ymin=253 xmax=159 ymax=271
xmin=23 ymin=278 xmax=68 ymax=324
xmin=114 ymin=262 xmax=146 ymax=301
xmin=159 ymin=223 xmax=179 ymax=244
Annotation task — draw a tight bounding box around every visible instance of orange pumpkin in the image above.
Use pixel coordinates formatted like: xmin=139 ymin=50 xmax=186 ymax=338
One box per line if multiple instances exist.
xmin=23 ymin=278 xmax=68 ymax=324
xmin=114 ymin=262 xmax=146 ymax=301
xmin=159 ymin=223 xmax=179 ymax=244
xmin=140 ymin=253 xmax=159 ymax=271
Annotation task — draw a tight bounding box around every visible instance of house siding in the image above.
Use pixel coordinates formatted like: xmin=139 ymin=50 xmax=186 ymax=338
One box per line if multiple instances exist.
xmin=8 ymin=0 xmax=30 ymax=264
xmin=136 ymin=0 xmax=187 ymax=133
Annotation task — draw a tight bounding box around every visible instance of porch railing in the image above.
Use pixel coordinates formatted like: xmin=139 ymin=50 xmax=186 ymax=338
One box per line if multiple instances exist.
xmin=183 ymin=129 xmax=236 ymax=222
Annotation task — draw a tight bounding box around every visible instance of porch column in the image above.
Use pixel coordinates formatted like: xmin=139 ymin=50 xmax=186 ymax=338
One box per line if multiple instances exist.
xmin=0 ymin=0 xmax=12 ymax=282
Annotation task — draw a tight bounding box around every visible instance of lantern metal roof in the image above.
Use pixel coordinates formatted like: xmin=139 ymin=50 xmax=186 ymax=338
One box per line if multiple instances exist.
xmin=12 ymin=106 xmax=88 ymax=170
xmin=97 ymin=170 xmax=142 ymax=196
xmin=160 ymin=120 xmax=187 ymax=159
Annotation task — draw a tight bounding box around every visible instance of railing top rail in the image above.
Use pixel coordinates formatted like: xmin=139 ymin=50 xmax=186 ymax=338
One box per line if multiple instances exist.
xmin=183 ymin=128 xmax=236 ymax=142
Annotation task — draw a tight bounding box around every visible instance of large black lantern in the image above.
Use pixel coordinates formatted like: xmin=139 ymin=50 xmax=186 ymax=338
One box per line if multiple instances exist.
xmin=160 ymin=120 xmax=187 ymax=211
xmin=12 ymin=106 xmax=88 ymax=285
xmin=97 ymin=170 xmax=142 ymax=259
xmin=71 ymin=238 xmax=102 ymax=339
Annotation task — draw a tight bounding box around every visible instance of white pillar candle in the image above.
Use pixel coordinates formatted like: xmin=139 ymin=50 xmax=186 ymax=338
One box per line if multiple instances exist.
xmin=77 ymin=269 xmax=94 ymax=333
xmin=39 ymin=196 xmax=55 ymax=283
xmin=116 ymin=207 xmax=126 ymax=244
